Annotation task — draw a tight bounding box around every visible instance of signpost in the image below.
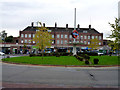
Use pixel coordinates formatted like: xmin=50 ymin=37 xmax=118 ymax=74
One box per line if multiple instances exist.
xmin=73 ymin=8 xmax=77 ymax=55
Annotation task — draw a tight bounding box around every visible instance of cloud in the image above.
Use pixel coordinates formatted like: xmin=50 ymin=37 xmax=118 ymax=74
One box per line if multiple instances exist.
xmin=0 ymin=0 xmax=119 ymax=39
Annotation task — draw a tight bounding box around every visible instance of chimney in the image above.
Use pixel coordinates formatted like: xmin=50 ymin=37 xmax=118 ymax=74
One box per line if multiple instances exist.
xmin=31 ymin=22 xmax=34 ymax=27
xmin=77 ymin=24 xmax=80 ymax=29
xmin=55 ymin=22 xmax=57 ymax=28
xmin=66 ymin=24 xmax=68 ymax=29
xmin=43 ymin=23 xmax=45 ymax=27
xmin=89 ymin=25 xmax=91 ymax=30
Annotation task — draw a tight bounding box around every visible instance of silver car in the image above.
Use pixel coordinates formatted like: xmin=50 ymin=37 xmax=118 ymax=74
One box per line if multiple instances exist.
xmin=0 ymin=52 xmax=5 ymax=55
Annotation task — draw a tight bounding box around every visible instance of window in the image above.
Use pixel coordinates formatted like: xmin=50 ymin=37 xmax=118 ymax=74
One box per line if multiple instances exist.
xmin=29 ymin=34 xmax=31 ymax=38
xmin=96 ymin=36 xmax=98 ymax=39
xmin=65 ymin=40 xmax=67 ymax=44
xmin=88 ymin=36 xmax=90 ymax=39
xmin=21 ymin=40 xmax=23 ymax=43
xmin=99 ymin=42 xmax=101 ymax=45
xmin=83 ymin=31 xmax=87 ymax=33
xmin=77 ymin=41 xmax=79 ymax=43
xmin=84 ymin=36 xmax=87 ymax=39
xmin=21 ymin=34 xmax=24 ymax=37
xmin=88 ymin=41 xmax=90 ymax=45
xmin=25 ymin=40 xmax=27 ymax=43
xmin=25 ymin=34 xmax=27 ymax=38
xmin=33 ymin=41 xmax=35 ymax=43
xmin=52 ymin=40 xmax=54 ymax=44
xmin=33 ymin=34 xmax=35 ymax=38
xmin=29 ymin=40 xmax=31 ymax=43
xmin=61 ymin=34 xmax=63 ymax=38
xmin=57 ymin=34 xmax=59 ymax=38
xmin=52 ymin=35 xmax=54 ymax=38
xmin=99 ymin=36 xmax=101 ymax=40
xmin=61 ymin=40 xmax=63 ymax=44
xmin=81 ymin=41 xmax=83 ymax=43
xmin=92 ymin=36 xmax=94 ymax=39
xmin=48 ymin=30 xmax=51 ymax=32
xmin=65 ymin=35 xmax=67 ymax=38
xmin=57 ymin=40 xmax=59 ymax=44
xmin=84 ymin=41 xmax=87 ymax=44
xmin=69 ymin=40 xmax=71 ymax=43
xmin=81 ymin=36 xmax=83 ymax=39
xmin=36 ymin=29 xmax=39 ymax=31
xmin=69 ymin=35 xmax=72 ymax=38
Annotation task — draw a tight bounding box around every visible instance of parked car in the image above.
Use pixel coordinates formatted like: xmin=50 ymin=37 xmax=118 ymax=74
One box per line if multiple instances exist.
xmin=0 ymin=52 xmax=5 ymax=55
xmin=98 ymin=52 xmax=104 ymax=55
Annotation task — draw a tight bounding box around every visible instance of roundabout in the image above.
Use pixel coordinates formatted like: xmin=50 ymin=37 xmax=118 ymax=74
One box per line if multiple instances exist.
xmin=1 ymin=55 xmax=119 ymax=88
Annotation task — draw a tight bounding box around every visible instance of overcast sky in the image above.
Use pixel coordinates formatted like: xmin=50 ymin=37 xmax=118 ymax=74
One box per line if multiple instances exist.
xmin=0 ymin=0 xmax=119 ymax=39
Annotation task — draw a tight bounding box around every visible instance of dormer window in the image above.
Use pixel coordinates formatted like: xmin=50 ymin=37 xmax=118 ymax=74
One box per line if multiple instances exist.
xmin=36 ymin=29 xmax=39 ymax=31
xmin=48 ymin=30 xmax=52 ymax=32
xmin=83 ymin=31 xmax=87 ymax=33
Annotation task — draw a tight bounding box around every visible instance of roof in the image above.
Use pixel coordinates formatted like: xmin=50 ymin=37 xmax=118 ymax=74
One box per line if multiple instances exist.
xmin=23 ymin=26 xmax=100 ymax=34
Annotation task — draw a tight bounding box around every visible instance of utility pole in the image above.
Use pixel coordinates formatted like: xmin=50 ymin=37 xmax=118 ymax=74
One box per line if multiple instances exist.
xmin=73 ymin=8 xmax=77 ymax=55
xmin=73 ymin=8 xmax=76 ymax=43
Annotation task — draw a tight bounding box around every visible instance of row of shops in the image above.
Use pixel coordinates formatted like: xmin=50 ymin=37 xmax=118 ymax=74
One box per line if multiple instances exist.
xmin=0 ymin=43 xmax=115 ymax=55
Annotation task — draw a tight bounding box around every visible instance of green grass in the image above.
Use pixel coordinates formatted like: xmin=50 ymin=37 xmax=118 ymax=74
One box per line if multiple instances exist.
xmin=90 ymin=56 xmax=119 ymax=65
xmin=2 ymin=56 xmax=119 ymax=66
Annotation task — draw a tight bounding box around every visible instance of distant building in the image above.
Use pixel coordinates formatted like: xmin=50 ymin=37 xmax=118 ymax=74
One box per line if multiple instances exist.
xmin=0 ymin=22 xmax=103 ymax=54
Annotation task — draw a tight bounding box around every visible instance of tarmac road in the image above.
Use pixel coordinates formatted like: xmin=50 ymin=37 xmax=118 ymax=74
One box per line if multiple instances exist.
xmin=1 ymin=62 xmax=119 ymax=88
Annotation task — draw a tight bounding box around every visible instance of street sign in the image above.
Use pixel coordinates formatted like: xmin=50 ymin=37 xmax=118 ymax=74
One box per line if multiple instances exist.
xmin=71 ymin=30 xmax=78 ymax=38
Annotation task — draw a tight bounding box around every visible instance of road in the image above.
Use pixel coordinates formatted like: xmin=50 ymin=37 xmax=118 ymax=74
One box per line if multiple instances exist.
xmin=1 ymin=64 xmax=119 ymax=88
xmin=0 ymin=55 xmax=119 ymax=88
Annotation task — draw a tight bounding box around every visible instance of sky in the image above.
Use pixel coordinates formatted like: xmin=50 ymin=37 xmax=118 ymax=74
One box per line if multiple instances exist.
xmin=0 ymin=0 xmax=119 ymax=39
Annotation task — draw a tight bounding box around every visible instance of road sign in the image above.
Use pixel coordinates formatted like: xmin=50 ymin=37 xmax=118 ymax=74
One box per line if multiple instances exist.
xmin=71 ymin=30 xmax=78 ymax=38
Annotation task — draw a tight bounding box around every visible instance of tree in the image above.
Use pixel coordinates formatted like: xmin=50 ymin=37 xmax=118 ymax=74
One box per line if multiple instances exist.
xmin=32 ymin=22 xmax=53 ymax=58
xmin=88 ymin=38 xmax=101 ymax=50
xmin=0 ymin=30 xmax=7 ymax=43
xmin=108 ymin=18 xmax=120 ymax=50
xmin=5 ymin=36 xmax=14 ymax=43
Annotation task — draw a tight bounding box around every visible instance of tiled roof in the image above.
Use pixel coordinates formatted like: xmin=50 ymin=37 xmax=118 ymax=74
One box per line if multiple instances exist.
xmin=23 ymin=26 xmax=100 ymax=34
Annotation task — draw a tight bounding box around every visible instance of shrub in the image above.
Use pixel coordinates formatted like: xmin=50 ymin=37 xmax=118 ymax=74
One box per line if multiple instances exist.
xmin=85 ymin=60 xmax=89 ymax=64
xmin=6 ymin=56 xmax=10 ymax=58
xmin=29 ymin=54 xmax=36 ymax=57
xmin=84 ymin=54 xmax=90 ymax=60
xmin=69 ymin=52 xmax=73 ymax=56
xmin=56 ymin=52 xmax=60 ymax=57
xmin=77 ymin=52 xmax=98 ymax=56
xmin=78 ymin=56 xmax=84 ymax=61
xmin=93 ymin=58 xmax=99 ymax=64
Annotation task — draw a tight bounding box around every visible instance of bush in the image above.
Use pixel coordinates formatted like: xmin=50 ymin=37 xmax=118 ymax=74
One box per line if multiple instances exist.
xmin=59 ymin=52 xmax=70 ymax=56
xmin=84 ymin=54 xmax=90 ymax=60
xmin=85 ymin=60 xmax=89 ymax=64
xmin=29 ymin=54 xmax=36 ymax=57
xmin=78 ymin=56 xmax=84 ymax=61
xmin=75 ymin=55 xmax=84 ymax=61
xmin=93 ymin=58 xmax=99 ymax=64
xmin=77 ymin=52 xmax=98 ymax=56
xmin=6 ymin=56 xmax=10 ymax=58
xmin=69 ymin=52 xmax=73 ymax=56
xmin=56 ymin=52 xmax=60 ymax=57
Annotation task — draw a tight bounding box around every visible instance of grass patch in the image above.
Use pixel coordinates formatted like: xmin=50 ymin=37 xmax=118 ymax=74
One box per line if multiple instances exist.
xmin=90 ymin=56 xmax=119 ymax=65
xmin=2 ymin=56 xmax=119 ymax=66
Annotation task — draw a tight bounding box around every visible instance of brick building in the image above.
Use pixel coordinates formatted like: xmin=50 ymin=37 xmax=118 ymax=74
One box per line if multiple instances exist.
xmin=0 ymin=22 xmax=103 ymax=54
xmin=17 ymin=23 xmax=103 ymax=53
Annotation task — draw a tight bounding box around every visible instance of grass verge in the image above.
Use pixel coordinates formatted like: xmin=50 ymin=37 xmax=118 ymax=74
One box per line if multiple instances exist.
xmin=2 ymin=56 xmax=119 ymax=66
